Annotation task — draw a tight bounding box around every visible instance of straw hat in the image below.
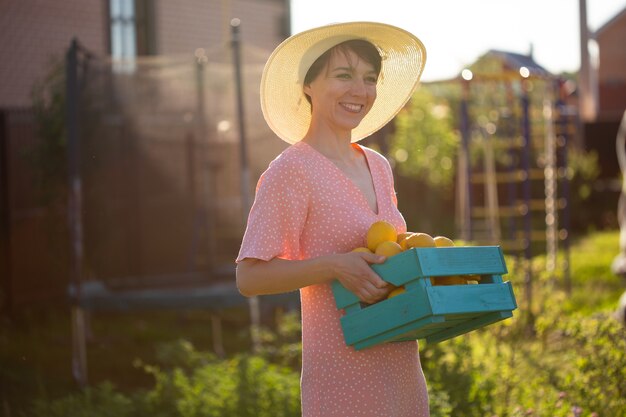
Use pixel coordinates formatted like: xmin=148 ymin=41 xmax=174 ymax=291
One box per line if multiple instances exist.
xmin=260 ymin=21 xmax=427 ymax=144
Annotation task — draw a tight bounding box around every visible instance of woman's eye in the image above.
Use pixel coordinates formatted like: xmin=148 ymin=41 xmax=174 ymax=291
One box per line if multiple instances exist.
xmin=365 ymin=76 xmax=378 ymax=84
xmin=337 ymin=73 xmax=351 ymax=79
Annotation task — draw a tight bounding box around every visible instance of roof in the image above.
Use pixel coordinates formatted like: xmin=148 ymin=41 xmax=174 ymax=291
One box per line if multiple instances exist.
xmin=595 ymin=6 xmax=626 ymax=38
xmin=483 ymin=49 xmax=553 ymax=78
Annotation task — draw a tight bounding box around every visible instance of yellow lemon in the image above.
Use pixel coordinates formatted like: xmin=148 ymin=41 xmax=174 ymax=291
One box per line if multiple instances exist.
xmin=366 ymin=221 xmax=397 ymax=252
xmin=462 ymin=274 xmax=482 ymax=284
xmin=433 ymin=236 xmax=455 ymax=247
xmin=404 ymin=232 xmax=436 ymax=249
xmin=374 ymin=241 xmax=403 ymax=257
xmin=432 ymin=275 xmax=467 ymax=286
xmin=352 ymin=247 xmax=373 ymax=254
xmin=387 ymin=286 xmax=406 ymax=298
xmin=397 ymin=232 xmax=415 ymax=250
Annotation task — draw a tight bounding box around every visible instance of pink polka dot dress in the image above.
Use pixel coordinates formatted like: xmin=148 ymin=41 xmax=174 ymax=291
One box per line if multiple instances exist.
xmin=237 ymin=141 xmax=430 ymax=416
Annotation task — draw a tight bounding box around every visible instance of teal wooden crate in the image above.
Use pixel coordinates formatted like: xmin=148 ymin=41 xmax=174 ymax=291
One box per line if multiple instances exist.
xmin=332 ymin=246 xmax=517 ymax=350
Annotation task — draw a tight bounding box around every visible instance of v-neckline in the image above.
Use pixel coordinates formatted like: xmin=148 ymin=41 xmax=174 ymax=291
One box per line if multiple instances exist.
xmin=299 ymin=141 xmax=380 ymax=216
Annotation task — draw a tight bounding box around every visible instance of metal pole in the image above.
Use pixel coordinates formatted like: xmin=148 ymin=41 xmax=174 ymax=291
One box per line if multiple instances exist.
xmin=578 ymin=0 xmax=595 ymax=123
xmin=66 ymin=38 xmax=88 ymax=387
xmin=194 ymin=53 xmax=216 ymax=271
xmin=544 ymin=95 xmax=557 ymax=275
xmin=459 ymin=79 xmax=472 ymax=241
xmin=231 ymin=18 xmax=261 ymax=352
xmin=521 ymin=79 xmax=533 ymax=319
xmin=554 ymin=79 xmax=572 ymax=293
xmin=505 ymin=82 xmax=519 ymax=249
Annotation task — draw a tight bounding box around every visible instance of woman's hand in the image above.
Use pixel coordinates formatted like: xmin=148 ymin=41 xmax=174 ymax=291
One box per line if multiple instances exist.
xmin=330 ymin=252 xmax=390 ymax=304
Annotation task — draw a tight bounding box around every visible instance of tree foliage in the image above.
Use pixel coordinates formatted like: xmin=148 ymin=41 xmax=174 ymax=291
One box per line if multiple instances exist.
xmin=390 ymin=87 xmax=460 ymax=189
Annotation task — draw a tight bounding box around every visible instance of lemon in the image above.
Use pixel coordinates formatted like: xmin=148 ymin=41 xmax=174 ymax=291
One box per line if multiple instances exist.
xmin=404 ymin=232 xmax=436 ymax=249
xmin=462 ymin=274 xmax=482 ymax=284
xmin=433 ymin=236 xmax=455 ymax=247
xmin=387 ymin=286 xmax=406 ymax=298
xmin=366 ymin=221 xmax=397 ymax=252
xmin=374 ymin=241 xmax=403 ymax=257
xmin=352 ymin=247 xmax=373 ymax=254
xmin=397 ymin=232 xmax=415 ymax=250
xmin=432 ymin=275 xmax=467 ymax=286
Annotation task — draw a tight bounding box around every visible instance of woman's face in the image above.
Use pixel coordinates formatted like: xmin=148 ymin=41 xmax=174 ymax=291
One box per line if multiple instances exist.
xmin=303 ymin=48 xmax=378 ymax=134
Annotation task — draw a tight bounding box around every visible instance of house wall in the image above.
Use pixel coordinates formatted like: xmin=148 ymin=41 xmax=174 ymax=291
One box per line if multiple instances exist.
xmin=0 ymin=0 xmax=109 ymax=109
xmin=596 ymin=9 xmax=626 ymax=120
xmin=0 ymin=0 xmax=289 ymax=310
xmin=156 ymin=0 xmax=288 ymax=55
xmin=0 ymin=0 xmax=289 ymax=109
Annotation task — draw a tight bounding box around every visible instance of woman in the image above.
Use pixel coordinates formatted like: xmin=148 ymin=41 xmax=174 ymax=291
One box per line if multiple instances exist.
xmin=236 ymin=22 xmax=428 ymax=416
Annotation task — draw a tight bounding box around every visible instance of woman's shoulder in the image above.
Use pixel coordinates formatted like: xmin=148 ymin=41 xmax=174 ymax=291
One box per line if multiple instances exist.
xmin=360 ymin=145 xmax=392 ymax=171
xmin=267 ymin=143 xmax=307 ymax=170
xmin=261 ymin=143 xmax=311 ymax=182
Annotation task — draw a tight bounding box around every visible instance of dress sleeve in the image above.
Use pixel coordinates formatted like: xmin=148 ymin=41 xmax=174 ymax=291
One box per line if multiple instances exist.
xmin=236 ymin=157 xmax=309 ymax=263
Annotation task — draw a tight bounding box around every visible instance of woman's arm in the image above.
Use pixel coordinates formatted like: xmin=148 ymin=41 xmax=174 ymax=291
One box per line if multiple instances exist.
xmin=236 ymin=252 xmax=391 ymax=304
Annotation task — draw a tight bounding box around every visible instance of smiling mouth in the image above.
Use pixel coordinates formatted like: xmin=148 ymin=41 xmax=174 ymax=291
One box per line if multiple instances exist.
xmin=340 ymin=103 xmax=364 ymax=113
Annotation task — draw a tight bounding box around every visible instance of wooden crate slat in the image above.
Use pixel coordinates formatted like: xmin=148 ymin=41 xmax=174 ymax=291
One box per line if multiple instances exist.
xmin=407 ymin=246 xmax=507 ymax=277
xmin=428 ymin=282 xmax=517 ymax=315
xmin=340 ymin=289 xmax=432 ymax=345
xmin=352 ymin=315 xmax=445 ymax=351
xmin=426 ymin=311 xmax=513 ymax=344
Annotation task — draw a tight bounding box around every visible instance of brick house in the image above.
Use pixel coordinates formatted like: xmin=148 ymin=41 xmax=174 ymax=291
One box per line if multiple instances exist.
xmin=583 ymin=6 xmax=626 ymax=194
xmin=0 ymin=0 xmax=290 ymax=311
xmin=595 ymin=6 xmax=626 ymax=121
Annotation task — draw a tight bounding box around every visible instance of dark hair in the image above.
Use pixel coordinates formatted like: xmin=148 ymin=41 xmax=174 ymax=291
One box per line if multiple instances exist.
xmin=303 ymin=39 xmax=382 ymax=106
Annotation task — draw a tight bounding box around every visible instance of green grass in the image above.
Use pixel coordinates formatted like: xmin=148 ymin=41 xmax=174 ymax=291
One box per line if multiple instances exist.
xmin=568 ymin=230 xmax=624 ymax=311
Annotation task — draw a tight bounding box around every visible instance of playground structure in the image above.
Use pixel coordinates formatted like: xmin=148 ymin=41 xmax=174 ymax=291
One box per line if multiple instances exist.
xmin=64 ymin=26 xmax=294 ymax=386
xmin=450 ymin=50 xmax=577 ymax=311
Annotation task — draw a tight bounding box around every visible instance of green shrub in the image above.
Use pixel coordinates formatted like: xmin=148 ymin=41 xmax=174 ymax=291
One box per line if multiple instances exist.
xmin=25 ymin=341 xmax=301 ymax=417
xmin=27 ymin=382 xmax=136 ymax=417
xmin=141 ymin=354 xmax=300 ymax=417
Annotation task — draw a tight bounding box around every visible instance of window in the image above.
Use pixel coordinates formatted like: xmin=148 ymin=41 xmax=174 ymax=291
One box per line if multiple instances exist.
xmin=110 ymin=0 xmax=137 ymax=60
xmin=108 ymin=0 xmax=155 ymax=70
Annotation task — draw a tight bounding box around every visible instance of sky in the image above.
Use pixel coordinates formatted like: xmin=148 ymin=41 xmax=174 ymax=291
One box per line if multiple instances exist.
xmin=290 ymin=0 xmax=626 ymax=82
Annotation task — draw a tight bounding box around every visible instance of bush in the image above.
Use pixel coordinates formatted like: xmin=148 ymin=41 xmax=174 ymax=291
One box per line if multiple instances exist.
xmin=421 ymin=309 xmax=626 ymax=417
xmin=141 ymin=353 xmax=300 ymax=417
xmin=27 ymin=382 xmax=136 ymax=417
xmin=25 ymin=341 xmax=301 ymax=417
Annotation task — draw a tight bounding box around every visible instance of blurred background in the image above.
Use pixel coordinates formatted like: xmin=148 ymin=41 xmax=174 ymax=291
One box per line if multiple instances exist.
xmin=1 ymin=1 xmax=625 ymax=416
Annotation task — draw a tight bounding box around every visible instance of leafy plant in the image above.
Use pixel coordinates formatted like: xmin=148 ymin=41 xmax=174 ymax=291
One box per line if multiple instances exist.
xmin=27 ymin=382 xmax=136 ymax=417
xmin=27 ymin=56 xmax=68 ymax=206
xmin=391 ymin=87 xmax=460 ymax=189
xmin=140 ymin=349 xmax=301 ymax=417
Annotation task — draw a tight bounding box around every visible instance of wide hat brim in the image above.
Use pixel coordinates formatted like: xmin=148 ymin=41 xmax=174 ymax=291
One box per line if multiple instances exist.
xmin=260 ymin=21 xmax=427 ymax=144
